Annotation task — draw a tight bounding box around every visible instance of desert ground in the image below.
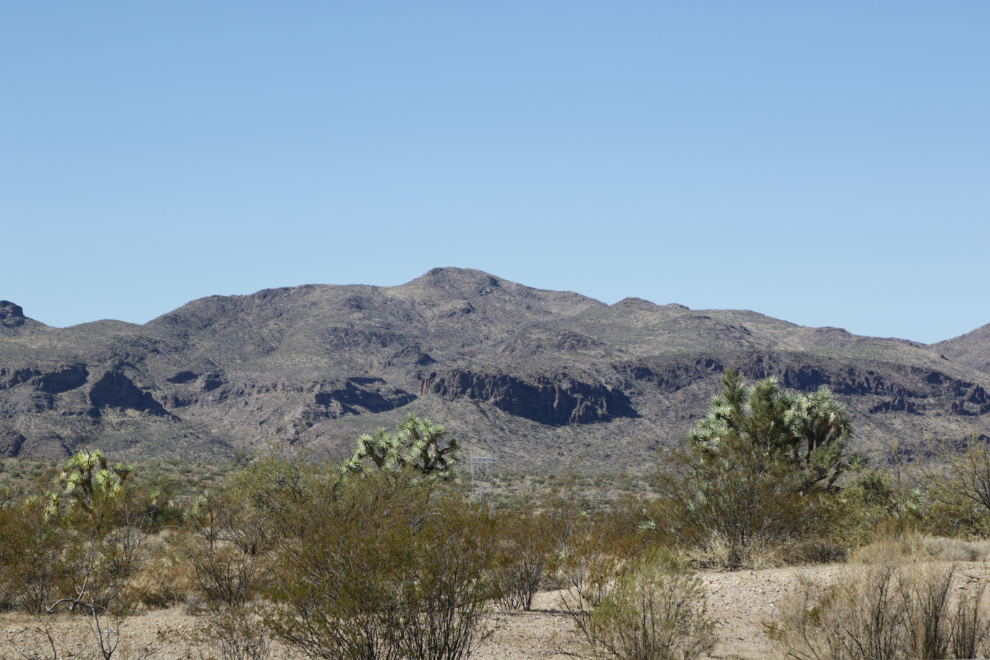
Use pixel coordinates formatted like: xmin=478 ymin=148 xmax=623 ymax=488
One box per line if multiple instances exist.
xmin=7 ymin=561 xmax=989 ymax=660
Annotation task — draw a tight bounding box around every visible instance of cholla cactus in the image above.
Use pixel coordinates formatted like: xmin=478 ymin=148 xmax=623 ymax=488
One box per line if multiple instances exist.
xmin=344 ymin=414 xmax=459 ymax=481
xmin=48 ymin=449 xmax=133 ymax=520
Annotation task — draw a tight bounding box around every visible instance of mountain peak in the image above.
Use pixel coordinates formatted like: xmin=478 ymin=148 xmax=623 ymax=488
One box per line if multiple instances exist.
xmin=0 ymin=300 xmax=26 ymax=321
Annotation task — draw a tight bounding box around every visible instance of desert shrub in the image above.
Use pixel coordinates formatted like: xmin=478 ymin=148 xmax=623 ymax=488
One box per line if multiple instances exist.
xmin=647 ymin=370 xmax=860 ymax=569
xmin=15 ymin=450 xmax=182 ymax=659
xmin=567 ymin=549 xmax=716 ymax=660
xmin=649 ymin=436 xmax=841 ymax=569
xmin=836 ymin=467 xmax=926 ymax=547
xmin=258 ymin=463 xmax=499 ymax=660
xmin=923 ymin=437 xmax=990 ymax=538
xmin=130 ymin=541 xmax=191 ymax=608
xmin=853 ymin=533 xmax=990 ymax=564
xmin=0 ymin=497 xmax=72 ymax=613
xmin=917 ymin=535 xmax=990 ymax=562
xmin=768 ymin=538 xmax=990 ymax=660
xmin=181 ymin=489 xmax=274 ymax=608
xmin=493 ymin=500 xmax=572 ymax=611
xmin=557 ymin=495 xmax=647 ymax=608
xmin=193 ymin=606 xmax=272 ymax=660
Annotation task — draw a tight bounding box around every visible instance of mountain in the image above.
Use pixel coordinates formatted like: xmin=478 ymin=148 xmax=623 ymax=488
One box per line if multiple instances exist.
xmin=2 ymin=268 xmax=989 ymax=472
xmin=933 ymin=324 xmax=990 ymax=375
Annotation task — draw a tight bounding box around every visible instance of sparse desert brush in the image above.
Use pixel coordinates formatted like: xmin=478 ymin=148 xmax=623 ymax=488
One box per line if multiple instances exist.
xmin=493 ymin=502 xmax=566 ymax=611
xmin=129 ymin=540 xmax=194 ymax=609
xmin=564 ymin=548 xmax=716 ymax=660
xmin=852 ymin=533 xmax=990 ymax=565
xmin=768 ymin=537 xmax=990 ymax=660
xmin=260 ymin=467 xmax=500 ymax=660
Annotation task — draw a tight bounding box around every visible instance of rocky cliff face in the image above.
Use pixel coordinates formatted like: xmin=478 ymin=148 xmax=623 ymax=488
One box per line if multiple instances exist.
xmin=419 ymin=369 xmax=635 ymax=425
xmin=1 ymin=268 xmax=989 ymax=470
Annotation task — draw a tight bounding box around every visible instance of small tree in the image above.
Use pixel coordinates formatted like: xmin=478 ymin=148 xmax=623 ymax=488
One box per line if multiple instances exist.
xmin=651 ymin=370 xmax=853 ymax=568
xmin=343 ymin=413 xmax=459 ymax=481
xmin=47 ymin=449 xmax=133 ymax=521
xmin=688 ymin=370 xmax=854 ymax=493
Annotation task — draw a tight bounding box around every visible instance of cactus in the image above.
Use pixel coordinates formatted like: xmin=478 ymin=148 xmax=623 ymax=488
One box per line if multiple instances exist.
xmin=344 ymin=414 xmax=459 ymax=481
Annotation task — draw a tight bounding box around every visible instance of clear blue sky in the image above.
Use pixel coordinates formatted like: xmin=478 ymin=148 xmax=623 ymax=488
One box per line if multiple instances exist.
xmin=2 ymin=2 xmax=987 ymax=344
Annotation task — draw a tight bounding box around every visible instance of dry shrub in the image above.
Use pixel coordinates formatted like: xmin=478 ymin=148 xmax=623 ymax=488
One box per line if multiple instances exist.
xmin=854 ymin=534 xmax=990 ymax=564
xmin=129 ymin=541 xmax=193 ymax=609
xmin=493 ymin=503 xmax=566 ymax=611
xmin=918 ymin=536 xmax=990 ymax=563
xmin=566 ymin=549 xmax=716 ymax=660
xmin=258 ymin=464 xmax=500 ymax=660
xmin=192 ymin=606 xmax=272 ymax=660
xmin=768 ymin=538 xmax=990 ymax=660
xmin=557 ymin=499 xmax=645 ymax=608
xmin=0 ymin=499 xmax=73 ymax=613
xmin=181 ymin=493 xmax=274 ymax=609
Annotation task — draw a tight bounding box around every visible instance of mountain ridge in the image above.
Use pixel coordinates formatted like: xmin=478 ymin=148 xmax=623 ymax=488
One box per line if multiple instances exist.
xmin=2 ymin=269 xmax=989 ymax=471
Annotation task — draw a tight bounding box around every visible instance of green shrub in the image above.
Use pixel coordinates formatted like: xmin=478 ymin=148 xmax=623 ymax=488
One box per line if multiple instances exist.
xmin=494 ymin=501 xmax=571 ymax=611
xmin=248 ymin=459 xmax=498 ymax=660
xmin=648 ymin=370 xmax=853 ymax=569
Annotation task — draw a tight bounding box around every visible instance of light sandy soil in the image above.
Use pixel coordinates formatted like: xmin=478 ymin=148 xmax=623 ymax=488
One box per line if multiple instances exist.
xmin=5 ymin=562 xmax=990 ymax=660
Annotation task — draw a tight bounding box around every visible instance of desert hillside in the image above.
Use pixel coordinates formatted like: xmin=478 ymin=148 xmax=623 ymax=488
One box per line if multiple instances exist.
xmin=2 ymin=268 xmax=989 ymax=470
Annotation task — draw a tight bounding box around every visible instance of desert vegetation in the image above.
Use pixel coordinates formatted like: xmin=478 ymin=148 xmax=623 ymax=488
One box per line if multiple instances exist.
xmin=5 ymin=380 xmax=990 ymax=659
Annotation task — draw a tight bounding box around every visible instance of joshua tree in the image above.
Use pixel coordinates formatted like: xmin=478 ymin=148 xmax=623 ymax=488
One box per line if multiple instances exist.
xmin=46 ymin=449 xmax=133 ymax=520
xmin=343 ymin=414 xmax=460 ymax=481
xmin=688 ymin=370 xmax=854 ymax=492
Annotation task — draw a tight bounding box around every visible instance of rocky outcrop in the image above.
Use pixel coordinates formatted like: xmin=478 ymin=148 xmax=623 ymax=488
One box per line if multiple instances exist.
xmin=419 ymin=369 xmax=635 ymax=425
xmin=166 ymin=370 xmax=199 ymax=384
xmin=313 ymin=377 xmax=416 ymax=415
xmin=88 ymin=371 xmax=170 ymax=416
xmin=385 ymin=345 xmax=436 ymax=368
xmin=18 ymin=432 xmax=71 ymax=457
xmin=0 ymin=301 xmax=48 ymax=335
xmin=870 ymin=395 xmax=919 ymax=414
xmin=197 ymin=373 xmax=224 ymax=393
xmin=0 ymin=429 xmax=25 ymax=457
xmin=0 ymin=364 xmax=88 ymax=393
xmin=0 ymin=301 xmax=26 ymax=326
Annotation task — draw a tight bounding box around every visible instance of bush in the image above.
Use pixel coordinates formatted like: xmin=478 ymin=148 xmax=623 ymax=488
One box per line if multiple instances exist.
xmin=558 ymin=497 xmax=646 ymax=608
xmin=181 ymin=490 xmax=274 ymax=608
xmin=648 ymin=370 xmax=854 ymax=569
xmin=568 ymin=549 xmax=716 ymax=660
xmin=493 ymin=501 xmax=571 ymax=611
xmin=924 ymin=437 xmax=990 ymax=537
xmin=257 ymin=463 xmax=499 ymax=660
xmin=0 ymin=497 xmax=71 ymax=613
xmin=650 ymin=437 xmax=841 ymax=569
xmin=193 ymin=606 xmax=272 ymax=660
xmin=768 ymin=538 xmax=990 ymax=660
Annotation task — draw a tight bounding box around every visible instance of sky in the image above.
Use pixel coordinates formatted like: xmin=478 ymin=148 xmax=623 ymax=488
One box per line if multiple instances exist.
xmin=2 ymin=2 xmax=987 ymax=344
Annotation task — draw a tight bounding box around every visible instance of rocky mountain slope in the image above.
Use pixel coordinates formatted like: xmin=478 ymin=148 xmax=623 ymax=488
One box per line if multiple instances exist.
xmin=2 ymin=268 xmax=989 ymax=472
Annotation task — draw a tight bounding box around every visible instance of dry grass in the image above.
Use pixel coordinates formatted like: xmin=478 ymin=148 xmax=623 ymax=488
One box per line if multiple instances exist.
xmin=768 ymin=537 xmax=990 ymax=660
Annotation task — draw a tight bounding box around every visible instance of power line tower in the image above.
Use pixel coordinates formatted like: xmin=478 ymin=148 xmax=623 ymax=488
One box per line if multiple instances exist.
xmin=468 ymin=455 xmax=497 ymax=503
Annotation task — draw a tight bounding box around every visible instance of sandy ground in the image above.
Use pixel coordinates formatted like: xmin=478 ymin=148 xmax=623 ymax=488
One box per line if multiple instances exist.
xmin=5 ymin=562 xmax=990 ymax=660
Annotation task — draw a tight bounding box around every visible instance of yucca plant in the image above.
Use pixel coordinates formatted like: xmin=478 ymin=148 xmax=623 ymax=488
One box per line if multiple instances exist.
xmin=46 ymin=449 xmax=133 ymax=521
xmin=343 ymin=413 xmax=460 ymax=481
